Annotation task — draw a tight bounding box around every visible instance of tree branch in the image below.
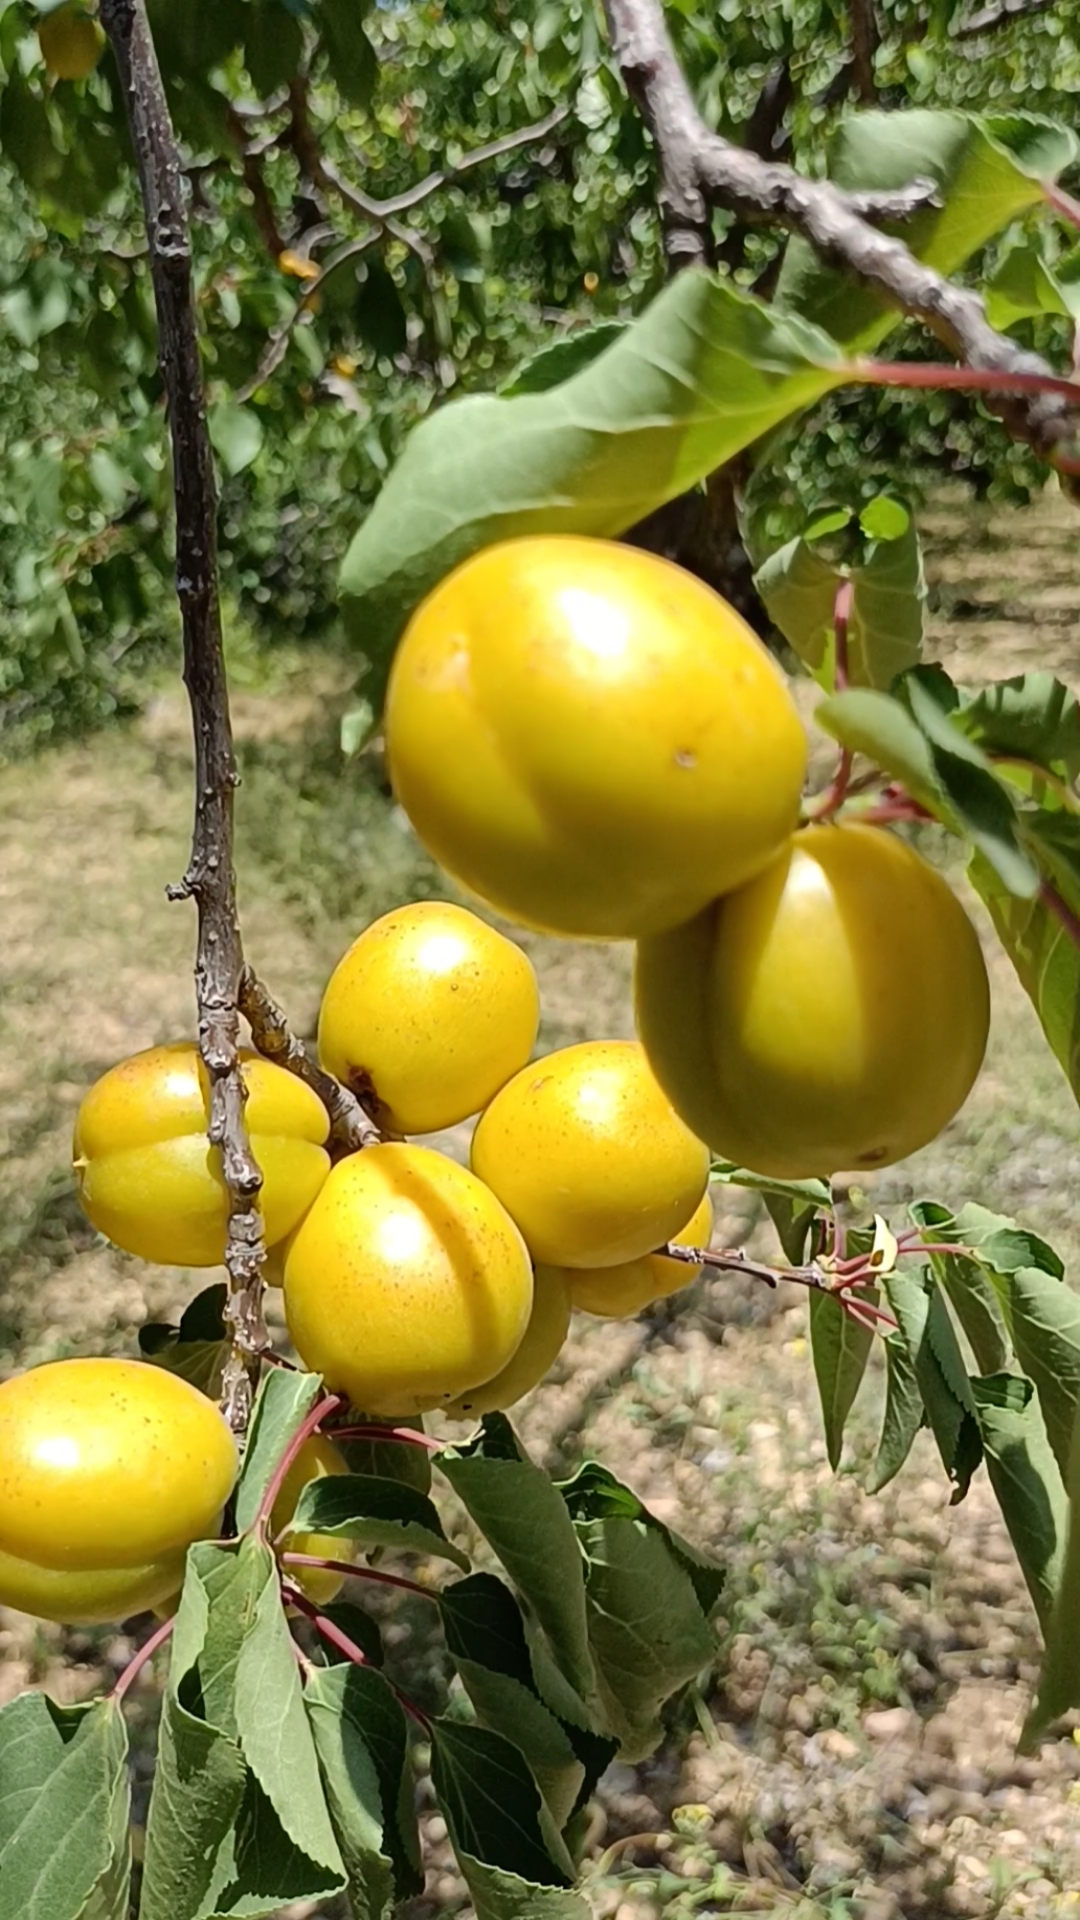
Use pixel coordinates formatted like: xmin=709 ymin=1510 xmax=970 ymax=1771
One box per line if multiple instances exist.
xmin=99 ymin=0 xmax=265 ymax=1432
xmin=954 ymin=0 xmax=1056 ymax=35
xmin=238 ymin=968 xmax=381 ymax=1152
xmin=601 ymin=0 xmax=1080 ymax=466
xmin=849 ymin=0 xmax=880 ymax=104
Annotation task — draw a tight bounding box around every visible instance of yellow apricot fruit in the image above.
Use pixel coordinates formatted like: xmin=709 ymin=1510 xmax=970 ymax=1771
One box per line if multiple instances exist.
xmin=569 ymin=1189 xmax=714 ymax=1318
xmin=443 ymin=1265 xmax=572 ymax=1418
xmin=385 ymin=536 xmax=807 ymax=939
xmin=283 ymin=1143 xmax=533 ymax=1414
xmin=38 ymin=3 xmax=105 ymax=80
xmin=635 ymin=822 xmax=991 ymax=1179
xmin=470 ymin=1040 xmax=709 ymax=1268
xmin=0 ymin=1357 xmax=237 ymax=1625
xmin=73 ymin=1042 xmax=331 ymax=1267
xmin=318 ymin=900 xmax=540 ymax=1134
xmin=272 ymin=1434 xmax=356 ymax=1607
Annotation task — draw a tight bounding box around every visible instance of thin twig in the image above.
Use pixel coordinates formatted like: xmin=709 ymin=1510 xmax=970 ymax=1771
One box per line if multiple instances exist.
xmin=111 ymin=1614 xmax=176 ymax=1703
xmin=99 ymin=0 xmax=265 ymax=1433
xmin=255 ymin=1392 xmax=348 ymax=1534
xmin=281 ymin=1554 xmax=436 ymax=1599
xmin=239 ymin=967 xmax=380 ymax=1151
xmin=284 ymin=1584 xmax=434 ymax=1732
xmin=600 ymin=0 xmax=1080 ymax=465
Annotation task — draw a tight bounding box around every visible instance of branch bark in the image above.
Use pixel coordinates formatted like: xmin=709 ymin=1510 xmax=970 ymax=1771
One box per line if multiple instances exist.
xmin=238 ymin=969 xmax=381 ymax=1152
xmin=601 ymin=0 xmax=1080 ymax=466
xmin=99 ymin=0 xmax=265 ymax=1432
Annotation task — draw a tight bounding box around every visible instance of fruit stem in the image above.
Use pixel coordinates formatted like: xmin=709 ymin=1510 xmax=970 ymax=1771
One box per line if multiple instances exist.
xmin=328 ymin=1423 xmax=443 ymax=1454
xmin=805 ymin=748 xmax=854 ymax=823
xmin=284 ymin=1583 xmax=434 ymax=1733
xmin=281 ymin=1554 xmax=437 ymax=1600
xmin=111 ymin=1614 xmax=176 ymax=1704
xmin=858 ymin=799 xmax=934 ymax=826
xmin=856 ymin=357 xmax=1080 ymax=407
xmin=254 ymin=1392 xmax=348 ymax=1535
xmin=833 ymin=577 xmax=853 ymax=692
xmin=1045 ymin=182 xmax=1080 ymax=237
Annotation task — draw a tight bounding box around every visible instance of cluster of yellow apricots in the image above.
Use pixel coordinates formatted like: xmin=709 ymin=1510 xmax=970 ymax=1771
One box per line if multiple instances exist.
xmin=0 ymin=534 xmax=992 ymax=1629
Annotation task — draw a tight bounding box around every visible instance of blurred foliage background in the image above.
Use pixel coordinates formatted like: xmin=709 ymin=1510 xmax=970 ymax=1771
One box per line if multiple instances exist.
xmin=0 ymin=0 xmax=1078 ymax=753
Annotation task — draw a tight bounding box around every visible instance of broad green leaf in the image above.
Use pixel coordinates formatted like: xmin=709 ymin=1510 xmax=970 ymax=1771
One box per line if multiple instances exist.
xmin=754 ymin=498 xmax=924 ymax=692
xmin=808 ymin=1290 xmax=875 ymax=1471
xmin=441 ymin=1576 xmax=588 ymax=1829
xmin=815 ymin=687 xmax=941 ymax=808
xmin=776 ymin=110 xmax=1078 ymax=351
xmin=500 ymin=324 xmax=629 ymax=396
xmin=558 ymin=1461 xmax=724 ymax=1619
xmin=883 ymin=1270 xmax=982 ymax=1497
xmin=0 ymin=1699 xmax=130 ymax=1920
xmin=985 ymin=240 xmax=1080 ymax=331
xmin=709 ymin=1162 xmax=832 ymax=1210
xmin=339 ymin=272 xmax=847 ymax=703
xmin=317 ymin=1601 xmax=386 ymax=1668
xmin=306 ymin=1664 xmax=423 ymax=1916
xmin=869 ymin=1333 xmax=925 ymax=1493
xmin=1024 ymin=1394 xmax=1080 ymax=1745
xmin=234 ymin=1369 xmax=323 ymax=1532
xmin=440 ymin=1419 xmax=595 ymax=1705
xmin=243 ymin=0 xmax=303 ymax=95
xmin=335 ymin=1425 xmax=433 ymax=1495
xmin=970 ymin=1372 xmax=1065 ymax=1630
xmin=208 ymin=402 xmax=264 ymax=478
xmin=908 ymin=1200 xmax=1012 ymax=1375
xmin=996 ymin=1265 xmax=1080 ymax=1478
xmin=969 ymin=844 xmax=1080 ymax=1100
xmin=319 ymin=0 xmax=378 ymax=107
xmin=949 ymin=1201 xmax=1063 ymax=1282
xmin=431 ymin=1719 xmax=575 ymax=1886
xmin=139 ymin=1282 xmax=230 ymax=1398
xmin=900 ymin=668 xmax=1040 ymax=896
xmin=0 ymin=1694 xmax=98 ymax=1854
xmin=287 ymin=1475 xmax=469 ymax=1571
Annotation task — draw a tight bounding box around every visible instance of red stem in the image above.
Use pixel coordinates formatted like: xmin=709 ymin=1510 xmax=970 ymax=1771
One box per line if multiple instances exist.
xmin=858 ymin=800 xmax=934 ymax=826
xmin=328 ymin=1423 xmax=443 ymax=1454
xmin=284 ymin=1582 xmax=433 ymax=1733
xmin=1040 ymin=879 xmax=1080 ymax=950
xmin=1045 ymin=182 xmax=1080 ymax=237
xmin=281 ymin=1554 xmax=436 ymax=1599
xmin=833 ymin=577 xmax=853 ymax=692
xmin=111 ymin=1613 xmax=176 ymax=1703
xmin=857 ymin=359 xmax=1080 ymax=407
xmin=255 ymin=1392 xmax=347 ymax=1533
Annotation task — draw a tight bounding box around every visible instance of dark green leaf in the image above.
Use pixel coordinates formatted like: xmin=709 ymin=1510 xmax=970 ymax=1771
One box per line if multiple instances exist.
xmin=356 ymin=259 xmax=408 ymax=360
xmin=957 ymin=673 xmax=1080 ymax=782
xmin=808 ymin=1290 xmax=874 ymax=1471
xmin=244 ymin=0 xmax=304 ymax=94
xmin=339 ymin=272 xmax=846 ymax=707
xmin=883 ymin=1270 xmax=982 ymax=1498
xmin=869 ymin=1333 xmax=925 ymax=1493
xmin=709 ymin=1162 xmax=832 ymax=1209
xmin=996 ymin=1265 xmax=1080 ymax=1479
xmin=970 ymin=843 xmax=1080 ymax=1099
xmin=287 ymin=1475 xmax=469 ymax=1571
xmin=431 ymin=1719 xmax=574 ymax=1886
xmin=754 ymin=497 xmax=924 ymax=692
xmin=499 ymin=324 xmax=629 ymax=396
xmin=316 ymin=1601 xmax=385 ymax=1668
xmin=335 ymin=1424 xmax=433 ymax=1496
xmin=815 ymin=687 xmax=942 ymax=808
xmin=234 ymin=1369 xmax=323 ymax=1533
xmin=557 ymin=1462 xmax=724 ymax=1617
xmin=970 ymin=1372 xmax=1065 ymax=1630
xmin=140 ymin=1284 xmax=230 ymax=1398
xmin=0 ymin=1699 xmax=130 ymax=1920
xmin=319 ymin=0 xmax=378 ymax=107
xmin=1024 ymin=1392 xmax=1080 ymax=1745
xmin=908 ymin=1200 xmax=1012 ymax=1375
xmin=306 ymin=1664 xmax=423 ymax=1915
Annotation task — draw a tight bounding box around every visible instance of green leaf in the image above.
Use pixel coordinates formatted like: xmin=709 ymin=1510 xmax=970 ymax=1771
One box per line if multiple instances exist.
xmin=883 ymin=1270 xmax=982 ymax=1497
xmin=808 ymin=1290 xmax=874 ymax=1471
xmin=317 ymin=1601 xmax=386 ymax=1668
xmin=1024 ymin=1393 xmax=1080 ymax=1745
xmin=558 ymin=1462 xmax=724 ymax=1619
xmin=0 ymin=1698 xmax=130 ymax=1920
xmin=431 ymin=1719 xmax=575 ymax=1887
xmin=869 ymin=1333 xmax=925 ymax=1493
xmin=234 ymin=1369 xmax=323 ymax=1533
xmin=287 ymin=1475 xmax=469 ymax=1571
xmin=244 ymin=0 xmax=304 ymax=95
xmin=565 ymin=1504 xmax=718 ymax=1762
xmin=440 ymin=1575 xmax=592 ymax=1829
xmin=984 ymin=239 xmax=1080 ymax=331
xmin=908 ymin=1200 xmax=1012 ymax=1375
xmin=754 ymin=497 xmax=924 ymax=692
xmin=139 ymin=1283 xmax=230 ymax=1398
xmin=970 ymin=1372 xmax=1065 ymax=1631
xmin=319 ymin=0 xmax=378 ymax=107
xmin=499 ymin=324 xmax=629 ymax=396
xmin=306 ymin=1664 xmax=423 ymax=1915
xmin=708 ymin=1162 xmax=832 ymax=1209
xmin=356 ymin=259 xmax=408 ymax=360
xmin=335 ymin=1425 xmax=433 ymax=1496
xmin=339 ymin=272 xmax=847 ymax=706
xmin=815 ymin=687 xmax=942 ymax=808
xmin=208 ymin=402 xmax=264 ymax=478
xmin=776 ymin=110 xmax=1078 ymax=351
xmin=995 ymin=1265 xmax=1080 ymax=1479
xmin=440 ymin=1419 xmax=595 ymax=1706
xmin=970 ymin=845 xmax=1080 ymax=1100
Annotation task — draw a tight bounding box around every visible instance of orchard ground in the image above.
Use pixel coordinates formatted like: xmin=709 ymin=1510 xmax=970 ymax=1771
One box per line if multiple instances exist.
xmin=3 ymin=488 xmax=1080 ymax=1920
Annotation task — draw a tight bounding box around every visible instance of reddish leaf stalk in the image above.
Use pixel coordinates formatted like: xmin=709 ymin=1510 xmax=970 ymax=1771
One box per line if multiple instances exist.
xmin=281 ymin=1554 xmax=436 ymax=1600
xmin=328 ymin=1424 xmax=443 ymax=1453
xmin=255 ymin=1392 xmax=348 ymax=1534
xmin=111 ymin=1614 xmax=176 ymax=1704
xmin=1039 ymin=880 xmax=1080 ymax=950
xmin=284 ymin=1583 xmax=433 ymax=1733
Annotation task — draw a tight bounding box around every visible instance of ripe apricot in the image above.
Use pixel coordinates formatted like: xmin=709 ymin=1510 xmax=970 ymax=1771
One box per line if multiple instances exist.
xmin=272 ymin=1435 xmax=355 ymax=1606
xmin=38 ymin=2 xmax=105 ymax=80
xmin=470 ymin=1040 xmax=709 ymax=1268
xmin=569 ymin=1190 xmax=714 ymax=1318
xmin=443 ymin=1265 xmax=572 ymax=1418
xmin=0 ymin=1357 xmax=237 ymax=1624
xmin=318 ymin=901 xmax=539 ymax=1134
xmin=636 ymin=823 xmax=990 ymax=1178
xmin=73 ymin=1042 xmax=331 ymax=1266
xmin=283 ymin=1143 xmax=533 ymax=1414
xmin=385 ymin=536 xmax=807 ymax=939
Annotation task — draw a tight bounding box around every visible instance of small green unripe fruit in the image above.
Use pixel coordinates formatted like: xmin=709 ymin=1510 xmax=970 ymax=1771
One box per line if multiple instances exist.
xmin=39 ymin=3 xmax=105 ymax=81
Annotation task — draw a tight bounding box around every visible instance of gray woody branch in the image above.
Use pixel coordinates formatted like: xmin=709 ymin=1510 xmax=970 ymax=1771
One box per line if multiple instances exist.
xmin=99 ymin=0 xmax=266 ymax=1431
xmin=601 ymin=0 xmax=1078 ymax=464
